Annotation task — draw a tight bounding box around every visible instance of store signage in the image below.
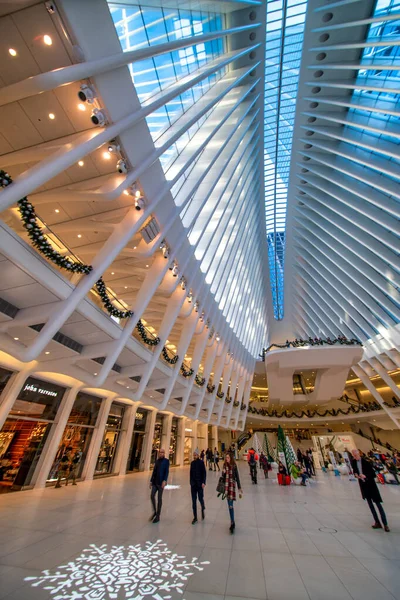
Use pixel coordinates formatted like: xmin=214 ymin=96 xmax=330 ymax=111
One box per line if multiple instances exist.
xmin=23 ymin=382 xmax=59 ymax=398
xmin=135 ymin=412 xmax=144 ymax=420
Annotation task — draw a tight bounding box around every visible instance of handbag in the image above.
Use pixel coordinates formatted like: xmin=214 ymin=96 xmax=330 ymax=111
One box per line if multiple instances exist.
xmin=216 ymin=474 xmax=226 ymax=498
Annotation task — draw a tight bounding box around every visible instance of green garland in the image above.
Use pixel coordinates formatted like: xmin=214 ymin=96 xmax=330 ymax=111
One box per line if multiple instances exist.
xmin=136 ymin=319 xmax=160 ymax=346
xmin=225 ymin=396 xmax=232 ymax=404
xmin=207 ymin=383 xmax=215 ymax=394
xmin=261 ymin=335 xmax=362 ymax=360
xmin=180 ymin=364 xmax=194 ymax=377
xmin=216 ymin=390 xmax=225 ymax=399
xmin=240 ymin=402 xmax=246 ymax=410
xmin=162 ymin=346 xmax=179 ymax=365
xmin=0 ymin=169 xmax=135 ymax=320
xmin=233 ymin=400 xmax=239 ymax=408
xmin=195 ymin=374 xmax=206 ymax=386
xmin=95 ymin=278 xmax=133 ymax=319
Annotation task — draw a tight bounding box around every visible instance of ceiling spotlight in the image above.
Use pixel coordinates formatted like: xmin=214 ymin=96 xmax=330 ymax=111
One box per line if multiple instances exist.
xmin=48 ymin=113 xmax=55 ymax=120
xmin=194 ymin=302 xmax=199 ymax=313
xmin=8 ymin=48 xmax=17 ymax=57
xmin=103 ymin=151 xmax=111 ymax=160
xmin=14 ymin=337 xmax=19 ymax=340
xmin=43 ymin=35 xmax=52 ymax=46
xmin=78 ymin=84 xmax=96 ymax=103
xmin=116 ymin=159 xmax=128 ymax=174
xmin=111 ymin=272 xmax=115 ymax=275
xmin=180 ymin=278 xmax=186 ymax=291
xmin=77 ymin=234 xmax=82 ymax=238
xmin=172 ymin=263 xmax=178 ymax=277
xmin=135 ymin=197 xmax=145 ymax=211
xmin=78 ymin=160 xmax=84 ymax=167
xmin=187 ymin=291 xmax=193 ymax=303
xmin=55 ymin=209 xmax=60 ymax=213
xmin=146 ymin=264 xmax=149 ymax=268
xmin=91 ymin=108 xmax=107 ymax=126
xmin=45 ymin=351 xmax=50 ymax=355
xmin=107 ymin=141 xmax=120 ymax=153
xmin=94 ymin=372 xmax=98 ymax=376
xmin=216 ymin=335 xmax=220 ymax=342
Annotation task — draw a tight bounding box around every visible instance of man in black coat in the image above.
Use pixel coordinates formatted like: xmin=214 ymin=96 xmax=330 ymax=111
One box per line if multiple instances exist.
xmin=150 ymin=448 xmax=169 ymax=523
xmin=351 ymin=449 xmax=390 ymax=532
xmin=190 ymin=449 xmax=206 ymax=524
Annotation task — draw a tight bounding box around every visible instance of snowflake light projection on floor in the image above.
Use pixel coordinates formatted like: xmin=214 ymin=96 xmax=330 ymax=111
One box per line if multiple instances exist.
xmin=25 ymin=539 xmax=209 ymax=599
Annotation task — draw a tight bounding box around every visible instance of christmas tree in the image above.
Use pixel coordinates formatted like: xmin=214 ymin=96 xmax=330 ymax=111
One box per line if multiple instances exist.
xmin=264 ymin=433 xmax=275 ymax=462
xmin=252 ymin=432 xmax=263 ymax=456
xmin=277 ymin=425 xmax=296 ymax=473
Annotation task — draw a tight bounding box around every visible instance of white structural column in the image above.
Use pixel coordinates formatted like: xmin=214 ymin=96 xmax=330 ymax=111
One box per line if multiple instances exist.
xmin=352 ymin=365 xmax=400 ymax=430
xmin=367 ymin=358 xmax=400 ymax=403
xmin=176 ymin=417 xmax=186 ymax=467
xmin=114 ymin=401 xmax=141 ymax=477
xmin=161 ymin=413 xmax=173 ymax=459
xmin=82 ymin=394 xmax=116 ymax=480
xmin=0 ymin=368 xmax=35 ymax=430
xmin=211 ymin=426 xmax=219 ymax=451
xmin=142 ymin=409 xmax=157 ymax=472
xmin=33 ymin=383 xmax=83 ymax=488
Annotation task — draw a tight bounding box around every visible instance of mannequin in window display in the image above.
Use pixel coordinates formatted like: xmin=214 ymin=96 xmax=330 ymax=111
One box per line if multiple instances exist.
xmin=66 ymin=450 xmax=82 ymax=486
xmin=55 ymin=447 xmax=72 ymax=488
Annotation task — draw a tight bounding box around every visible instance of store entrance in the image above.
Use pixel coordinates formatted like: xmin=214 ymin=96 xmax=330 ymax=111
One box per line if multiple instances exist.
xmin=94 ymin=403 xmax=125 ymax=477
xmin=0 ymin=419 xmax=51 ymax=492
xmin=128 ymin=432 xmax=144 ymax=471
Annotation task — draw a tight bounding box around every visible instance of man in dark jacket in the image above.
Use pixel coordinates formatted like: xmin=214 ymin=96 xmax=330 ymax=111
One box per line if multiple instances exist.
xmin=150 ymin=448 xmax=169 ymax=523
xmin=351 ymin=449 xmax=390 ymax=532
xmin=190 ymin=449 xmax=206 ymax=524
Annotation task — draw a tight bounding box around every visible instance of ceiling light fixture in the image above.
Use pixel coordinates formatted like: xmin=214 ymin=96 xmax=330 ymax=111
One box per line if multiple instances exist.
xmin=48 ymin=113 xmax=55 ymax=120
xmin=45 ymin=351 xmax=50 ymax=355
xmin=78 ymin=103 xmax=86 ymax=112
xmin=111 ymin=272 xmax=115 ymax=275
xmin=43 ymin=35 xmax=52 ymax=46
xmin=14 ymin=337 xmax=19 ymax=340
xmin=8 ymin=48 xmax=17 ymax=57
xmin=103 ymin=151 xmax=111 ymax=160
xmin=77 ymin=234 xmax=82 ymax=238
xmin=78 ymin=160 xmax=84 ymax=167
xmin=55 ymin=209 xmax=60 ymax=213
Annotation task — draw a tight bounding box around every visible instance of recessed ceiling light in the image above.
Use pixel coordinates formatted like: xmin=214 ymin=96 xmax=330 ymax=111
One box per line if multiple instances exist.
xmin=77 ymin=103 xmax=86 ymax=112
xmin=124 ymin=286 xmax=128 ymax=289
xmin=55 ymin=209 xmax=60 ymax=213
xmin=127 ymin=386 xmax=130 ymax=389
xmin=78 ymin=160 xmax=84 ymax=167
xmin=150 ymin=395 xmax=153 ymax=398
xmin=111 ymin=271 xmax=114 ymax=275
xmin=48 ymin=113 xmax=55 ymax=120
xmin=133 ymin=246 xmax=137 ymax=249
xmin=14 ymin=337 xmax=19 ymax=340
xmin=45 ymin=351 xmax=50 ymax=355
xmin=77 ymin=234 xmax=82 ymax=238
xmin=94 ymin=372 xmax=97 ymax=376
xmin=43 ymin=35 xmax=52 ymax=46
xmin=146 ymin=264 xmax=149 ymax=268
xmin=8 ymin=48 xmax=17 ymax=57
xmin=123 ymin=190 xmax=129 ymax=196
xmin=103 ymin=151 xmax=111 ymax=160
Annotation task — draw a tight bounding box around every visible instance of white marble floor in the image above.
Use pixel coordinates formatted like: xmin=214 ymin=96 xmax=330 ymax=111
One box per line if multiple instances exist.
xmin=0 ymin=463 xmax=400 ymax=600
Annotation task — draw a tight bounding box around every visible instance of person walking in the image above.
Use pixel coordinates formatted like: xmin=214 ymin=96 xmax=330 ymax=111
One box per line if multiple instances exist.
xmin=259 ymin=452 xmax=269 ymax=478
xmin=66 ymin=450 xmax=82 ymax=486
xmin=190 ymin=449 xmax=206 ymax=524
xmin=55 ymin=448 xmax=72 ymax=488
xmin=351 ymin=449 xmax=390 ymax=532
xmin=206 ymin=448 xmax=213 ymax=471
xmin=200 ymin=449 xmax=205 ymax=463
xmin=213 ymin=447 xmax=220 ymax=471
xmin=247 ymin=448 xmax=258 ymax=484
xmin=303 ymin=452 xmax=312 ymax=478
xmin=222 ymin=452 xmax=243 ymax=533
xmin=149 ymin=448 xmax=169 ymax=523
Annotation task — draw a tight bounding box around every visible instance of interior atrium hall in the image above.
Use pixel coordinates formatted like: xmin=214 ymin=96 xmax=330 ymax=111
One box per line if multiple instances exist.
xmin=0 ymin=0 xmax=399 ymax=597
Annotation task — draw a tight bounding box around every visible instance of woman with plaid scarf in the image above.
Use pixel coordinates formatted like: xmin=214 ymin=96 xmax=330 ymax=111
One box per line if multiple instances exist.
xmin=223 ymin=453 xmax=243 ymax=533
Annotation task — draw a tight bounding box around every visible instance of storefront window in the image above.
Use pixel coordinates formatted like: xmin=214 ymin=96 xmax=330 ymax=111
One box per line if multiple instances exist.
xmin=0 ymin=377 xmax=66 ymax=492
xmin=47 ymin=392 xmax=103 ymax=484
xmin=9 ymin=376 xmax=65 ymax=420
xmin=0 ymin=367 xmax=13 ymax=396
xmin=127 ymin=409 xmax=148 ymax=472
xmin=170 ymin=417 xmax=178 ymax=464
xmin=95 ymin=403 xmax=125 ymax=476
xmin=151 ymin=415 xmax=164 ymax=466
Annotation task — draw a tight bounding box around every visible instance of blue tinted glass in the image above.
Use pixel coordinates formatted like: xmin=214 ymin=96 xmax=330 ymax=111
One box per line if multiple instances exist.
xmin=264 ymin=1 xmax=307 ymax=320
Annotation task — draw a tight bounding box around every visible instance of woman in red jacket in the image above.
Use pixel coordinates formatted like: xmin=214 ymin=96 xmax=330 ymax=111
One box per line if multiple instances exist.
xmin=223 ymin=453 xmax=243 ymax=533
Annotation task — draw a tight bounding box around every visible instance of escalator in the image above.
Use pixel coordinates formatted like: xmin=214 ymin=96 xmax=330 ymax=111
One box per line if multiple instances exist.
xmin=237 ymin=431 xmax=251 ymax=450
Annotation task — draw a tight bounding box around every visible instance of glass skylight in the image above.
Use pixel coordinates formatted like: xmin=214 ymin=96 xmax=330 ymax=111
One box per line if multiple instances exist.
xmin=264 ymin=0 xmax=307 ymax=319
